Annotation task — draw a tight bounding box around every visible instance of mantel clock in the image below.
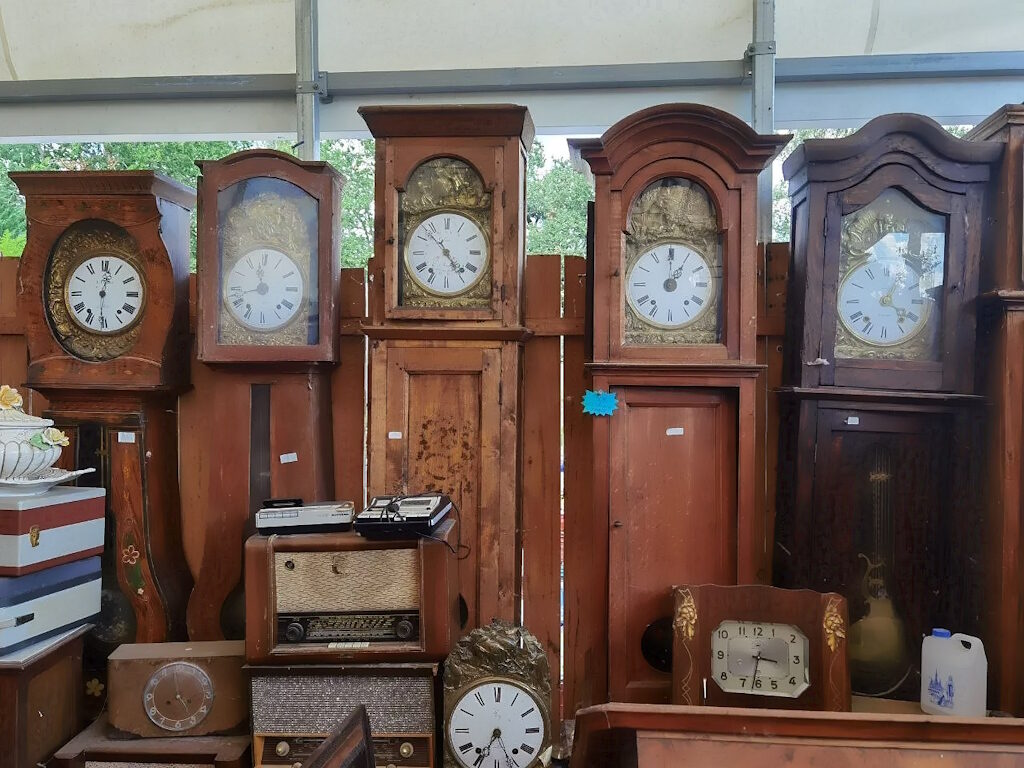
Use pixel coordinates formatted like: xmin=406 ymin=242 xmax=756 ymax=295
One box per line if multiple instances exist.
xmin=571 ymin=104 xmax=789 ymax=706
xmin=13 ymin=170 xmax=196 ymax=684
xmin=774 ymin=114 xmax=1001 ymax=702
xmin=196 ymin=148 xmax=344 ymax=363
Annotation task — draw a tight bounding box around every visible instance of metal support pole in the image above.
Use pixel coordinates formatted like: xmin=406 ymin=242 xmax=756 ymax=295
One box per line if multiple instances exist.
xmin=295 ymin=0 xmax=320 ymax=161
xmin=749 ymin=0 xmax=776 ymax=243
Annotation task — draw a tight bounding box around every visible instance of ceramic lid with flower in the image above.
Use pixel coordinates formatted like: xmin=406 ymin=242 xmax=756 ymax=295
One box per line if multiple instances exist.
xmin=0 ymin=385 xmax=70 ymax=482
xmin=0 ymin=384 xmax=52 ymax=428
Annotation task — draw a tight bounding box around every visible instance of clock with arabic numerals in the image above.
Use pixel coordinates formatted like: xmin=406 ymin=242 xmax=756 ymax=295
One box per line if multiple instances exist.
xmin=672 ymin=584 xmax=850 ymax=711
xmin=196 ymin=148 xmax=345 ymax=363
xmin=444 ymin=620 xmax=552 ymax=768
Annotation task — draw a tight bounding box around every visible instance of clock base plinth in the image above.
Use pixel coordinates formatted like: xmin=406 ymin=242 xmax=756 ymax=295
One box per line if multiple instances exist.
xmin=53 ymin=714 xmax=251 ymax=768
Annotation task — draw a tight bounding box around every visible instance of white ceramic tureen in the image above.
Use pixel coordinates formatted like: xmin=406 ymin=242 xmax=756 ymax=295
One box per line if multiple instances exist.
xmin=0 ymin=384 xmax=69 ymax=480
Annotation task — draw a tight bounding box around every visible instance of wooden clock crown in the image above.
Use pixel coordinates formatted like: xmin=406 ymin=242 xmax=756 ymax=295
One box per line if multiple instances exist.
xmin=13 ymin=170 xmax=195 ymax=392
xmin=572 ymin=103 xmax=789 ymax=364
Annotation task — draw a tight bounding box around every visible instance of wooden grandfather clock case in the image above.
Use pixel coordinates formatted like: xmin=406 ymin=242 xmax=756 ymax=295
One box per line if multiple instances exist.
xmin=13 ymin=172 xmax=195 ymax=664
xmin=968 ymin=104 xmax=1024 ymax=713
xmin=359 ymin=105 xmax=533 ymax=630
xmin=572 ymin=104 xmax=789 ymax=704
xmin=774 ymin=115 xmax=1002 ymax=701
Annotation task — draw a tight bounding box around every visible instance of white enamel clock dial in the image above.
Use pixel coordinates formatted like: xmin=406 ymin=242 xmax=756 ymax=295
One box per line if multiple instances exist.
xmin=405 ymin=212 xmax=489 ymax=297
xmin=837 ymin=257 xmax=933 ymax=347
xmin=223 ymin=247 xmax=305 ymax=332
xmin=447 ymin=680 xmax=546 ymax=768
xmin=625 ymin=242 xmax=715 ymax=329
xmin=64 ymin=254 xmax=145 ymax=334
xmin=711 ymin=620 xmax=810 ymax=698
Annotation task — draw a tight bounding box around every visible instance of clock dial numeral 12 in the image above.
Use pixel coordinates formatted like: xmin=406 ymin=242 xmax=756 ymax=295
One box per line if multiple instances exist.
xmin=223 ymin=247 xmax=305 ymax=332
xmin=64 ymin=254 xmax=145 ymax=334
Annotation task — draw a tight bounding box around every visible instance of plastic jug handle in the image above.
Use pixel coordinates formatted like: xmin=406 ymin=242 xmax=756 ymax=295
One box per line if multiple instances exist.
xmin=951 ymin=633 xmax=985 ymax=654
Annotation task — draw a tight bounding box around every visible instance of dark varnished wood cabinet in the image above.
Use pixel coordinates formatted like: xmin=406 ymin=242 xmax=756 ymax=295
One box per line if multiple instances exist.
xmin=776 ymin=115 xmax=1001 ymax=701
xmin=572 ymin=104 xmax=788 ymax=705
xmin=968 ymin=104 xmax=1024 ymax=713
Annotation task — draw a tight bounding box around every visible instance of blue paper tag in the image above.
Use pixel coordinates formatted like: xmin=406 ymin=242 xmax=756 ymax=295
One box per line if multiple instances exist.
xmin=583 ymin=389 xmax=618 ymax=416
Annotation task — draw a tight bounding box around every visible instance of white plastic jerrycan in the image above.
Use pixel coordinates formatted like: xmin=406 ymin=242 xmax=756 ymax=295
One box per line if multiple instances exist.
xmin=920 ymin=628 xmax=987 ymax=717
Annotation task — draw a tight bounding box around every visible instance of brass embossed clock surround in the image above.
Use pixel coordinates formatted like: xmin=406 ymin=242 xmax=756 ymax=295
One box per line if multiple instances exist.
xmin=45 ymin=221 xmax=147 ymax=361
xmin=197 ymin=148 xmax=344 ymax=363
xmin=398 ymin=158 xmax=493 ymax=308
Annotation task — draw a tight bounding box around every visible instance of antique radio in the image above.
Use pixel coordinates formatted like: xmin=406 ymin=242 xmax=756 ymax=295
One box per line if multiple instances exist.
xmin=250 ymin=663 xmax=438 ymax=768
xmin=245 ymin=519 xmax=459 ymax=664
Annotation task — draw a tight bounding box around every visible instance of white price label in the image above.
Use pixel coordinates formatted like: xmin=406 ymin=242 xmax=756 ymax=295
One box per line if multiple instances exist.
xmin=665 ymin=427 xmax=685 ymax=436
xmin=388 ymin=431 xmax=402 ymax=440
xmin=845 ymin=416 xmax=860 ymax=426
xmin=117 ymin=432 xmax=136 ymax=443
xmin=279 ymin=452 xmax=298 ymax=464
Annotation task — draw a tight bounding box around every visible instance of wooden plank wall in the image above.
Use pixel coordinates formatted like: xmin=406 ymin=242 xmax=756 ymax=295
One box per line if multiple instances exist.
xmin=0 ymin=250 xmax=786 ymax=733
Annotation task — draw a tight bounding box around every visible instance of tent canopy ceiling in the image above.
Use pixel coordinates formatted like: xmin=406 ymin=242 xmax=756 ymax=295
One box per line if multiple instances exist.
xmin=0 ymin=0 xmax=1020 ymax=139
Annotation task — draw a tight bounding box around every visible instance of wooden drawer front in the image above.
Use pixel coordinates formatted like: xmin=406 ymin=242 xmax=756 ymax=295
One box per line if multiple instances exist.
xmin=274 ymin=549 xmax=420 ymax=613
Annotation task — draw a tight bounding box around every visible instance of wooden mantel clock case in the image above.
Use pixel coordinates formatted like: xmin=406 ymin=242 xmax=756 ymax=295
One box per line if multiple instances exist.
xmin=13 ymin=171 xmax=195 ymax=663
xmin=572 ymin=104 xmax=790 ymax=705
xmin=360 ymin=105 xmax=533 ymax=630
xmin=774 ymin=114 xmax=1002 ymax=702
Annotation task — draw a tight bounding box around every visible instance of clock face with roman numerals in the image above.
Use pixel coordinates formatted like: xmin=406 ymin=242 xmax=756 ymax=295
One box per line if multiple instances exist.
xmin=63 ymin=254 xmax=145 ymax=335
xmin=404 ymin=211 xmax=489 ymax=297
xmin=625 ymin=242 xmax=716 ymax=330
xmin=222 ymin=247 xmax=306 ymax=332
xmin=837 ymin=256 xmax=933 ymax=347
xmin=446 ymin=679 xmax=546 ymax=768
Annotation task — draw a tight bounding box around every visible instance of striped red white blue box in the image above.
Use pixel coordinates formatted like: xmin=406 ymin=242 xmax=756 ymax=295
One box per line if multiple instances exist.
xmin=0 ymin=486 xmax=105 ymax=576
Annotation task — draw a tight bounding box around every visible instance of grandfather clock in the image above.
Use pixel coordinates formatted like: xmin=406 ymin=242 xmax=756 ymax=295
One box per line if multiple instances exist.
xmin=13 ymin=171 xmax=195 ymax=667
xmin=572 ymin=104 xmax=789 ymax=703
xmin=359 ymin=105 xmax=533 ymax=629
xmin=775 ymin=115 xmax=1001 ymax=700
xmin=188 ymin=149 xmax=344 ymax=640
xmin=967 ymin=104 xmax=1024 ymax=713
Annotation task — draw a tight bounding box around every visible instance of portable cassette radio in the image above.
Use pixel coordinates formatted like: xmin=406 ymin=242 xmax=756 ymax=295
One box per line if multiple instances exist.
xmin=245 ymin=519 xmax=459 ymax=664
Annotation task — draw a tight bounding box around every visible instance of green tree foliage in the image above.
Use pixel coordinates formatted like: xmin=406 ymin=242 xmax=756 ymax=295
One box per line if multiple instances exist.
xmin=526 ymin=140 xmax=593 ymax=257
xmin=0 ymin=137 xmax=595 ymax=266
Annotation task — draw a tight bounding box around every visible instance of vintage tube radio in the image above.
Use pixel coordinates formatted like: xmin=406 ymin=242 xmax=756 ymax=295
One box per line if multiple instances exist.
xmin=249 ymin=663 xmax=438 ymax=768
xmin=245 ymin=520 xmax=459 ymax=664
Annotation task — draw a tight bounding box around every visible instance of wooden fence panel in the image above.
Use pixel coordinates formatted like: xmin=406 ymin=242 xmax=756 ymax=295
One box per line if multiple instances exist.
xmin=332 ymin=267 xmax=367 ymax=505
xmin=521 ymin=255 xmax=564 ymax=725
xmin=562 ymin=256 xmax=595 ymax=730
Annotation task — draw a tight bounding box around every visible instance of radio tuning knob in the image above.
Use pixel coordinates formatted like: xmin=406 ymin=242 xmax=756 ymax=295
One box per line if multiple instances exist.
xmin=275 ymin=741 xmax=290 ymax=757
xmin=399 ymin=742 xmax=415 ymax=758
xmin=394 ymin=618 xmax=415 ymax=640
xmin=284 ymin=622 xmax=305 ymax=642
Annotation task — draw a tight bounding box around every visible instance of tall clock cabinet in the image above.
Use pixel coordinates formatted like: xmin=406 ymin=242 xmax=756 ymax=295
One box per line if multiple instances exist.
xmin=13 ymin=172 xmax=195 ymax=666
xmin=774 ymin=115 xmax=1002 ymax=700
xmin=967 ymin=104 xmax=1024 ymax=714
xmin=572 ymin=104 xmax=789 ymax=704
xmin=359 ymin=105 xmax=533 ymax=630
